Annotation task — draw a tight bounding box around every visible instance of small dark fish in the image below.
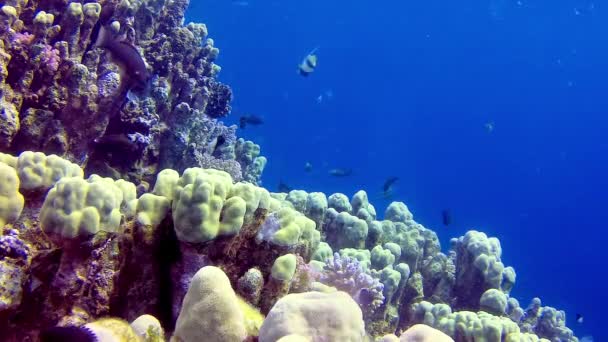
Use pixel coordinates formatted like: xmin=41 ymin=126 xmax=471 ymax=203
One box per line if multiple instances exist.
xmin=298 ymin=47 xmax=318 ymax=76
xmin=304 ymin=161 xmax=313 ymax=172
xmin=239 ymin=115 xmax=264 ymax=129
xmin=93 ymin=134 xmax=139 ymax=154
xmin=215 ymin=135 xmax=226 ymax=149
xmin=383 ymin=176 xmax=399 ymax=193
xmin=356 ymin=288 xmax=376 ymax=306
xmin=441 ymin=209 xmax=452 ymax=226
xmin=278 ymin=180 xmax=292 ymax=193
xmin=328 ymin=168 xmax=352 ymax=177
xmin=84 ymin=4 xmax=115 ymax=55
xmin=576 ymin=313 xmax=584 ymax=324
xmin=40 ymin=326 xmax=97 ymax=342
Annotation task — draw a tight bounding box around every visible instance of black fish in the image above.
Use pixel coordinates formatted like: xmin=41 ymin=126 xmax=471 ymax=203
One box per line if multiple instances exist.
xmin=278 ymin=180 xmax=292 ymax=193
xmin=576 ymin=313 xmax=584 ymax=324
xmin=441 ymin=209 xmax=451 ymax=226
xmin=92 ymin=134 xmax=139 ymax=154
xmin=328 ymin=168 xmax=352 ymax=177
xmin=239 ymin=115 xmax=264 ymax=129
xmin=95 ymin=25 xmax=150 ymax=90
xmin=40 ymin=326 xmax=97 ymax=342
xmin=84 ymin=4 xmax=115 ymax=55
xmin=383 ymin=176 xmax=399 ymax=193
xmin=356 ymin=288 xmax=376 ymax=306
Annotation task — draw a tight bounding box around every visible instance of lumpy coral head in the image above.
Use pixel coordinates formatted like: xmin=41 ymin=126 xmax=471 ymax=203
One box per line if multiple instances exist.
xmin=172 ymin=266 xmax=247 ymax=342
xmin=40 ymin=176 xmax=123 ymax=243
xmin=172 ymin=168 xmax=247 ymax=243
xmin=0 ymin=162 xmax=24 ymax=226
xmin=258 ymin=291 xmax=365 ymax=342
xmin=399 ymin=324 xmax=454 ymax=342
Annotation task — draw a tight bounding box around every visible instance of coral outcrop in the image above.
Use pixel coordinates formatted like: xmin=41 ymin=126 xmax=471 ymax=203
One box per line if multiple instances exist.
xmin=0 ymin=0 xmax=265 ymax=186
xmin=0 ymin=152 xmax=578 ymax=342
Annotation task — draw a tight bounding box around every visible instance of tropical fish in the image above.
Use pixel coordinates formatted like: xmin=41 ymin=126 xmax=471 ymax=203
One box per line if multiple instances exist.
xmin=356 ymin=288 xmax=375 ymax=306
xmin=304 ymin=161 xmax=313 ymax=172
xmin=328 ymin=168 xmax=352 ymax=177
xmin=40 ymin=325 xmax=97 ymax=342
xmin=576 ymin=313 xmax=584 ymax=324
xmin=298 ymin=47 xmax=318 ymax=76
xmin=278 ymin=180 xmax=292 ymax=193
xmin=239 ymin=115 xmax=264 ymax=128
xmin=92 ymin=134 xmax=139 ymax=154
xmin=41 ymin=318 xmax=139 ymax=342
xmin=94 ymin=25 xmax=150 ymax=90
xmin=383 ymin=177 xmax=399 ymax=194
xmin=441 ymin=209 xmax=452 ymax=226
xmin=485 ymin=121 xmax=495 ymax=133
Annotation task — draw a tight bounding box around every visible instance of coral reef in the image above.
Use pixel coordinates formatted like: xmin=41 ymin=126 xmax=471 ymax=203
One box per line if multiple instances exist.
xmin=0 ymin=1 xmax=579 ymax=340
xmin=0 ymin=0 xmax=265 ymax=186
xmin=0 ymin=151 xmax=578 ymax=342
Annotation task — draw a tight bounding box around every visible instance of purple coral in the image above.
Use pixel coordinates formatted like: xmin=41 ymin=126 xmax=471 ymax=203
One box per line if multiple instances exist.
xmin=319 ymin=252 xmax=385 ymax=316
xmin=256 ymin=212 xmax=281 ymax=243
xmin=0 ymin=229 xmax=29 ymax=260
xmin=41 ymin=44 xmax=60 ymax=73
xmin=13 ymin=32 xmax=34 ymax=45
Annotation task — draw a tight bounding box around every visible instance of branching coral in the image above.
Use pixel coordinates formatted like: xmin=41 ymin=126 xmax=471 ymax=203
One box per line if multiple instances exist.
xmin=319 ymin=252 xmax=385 ymax=317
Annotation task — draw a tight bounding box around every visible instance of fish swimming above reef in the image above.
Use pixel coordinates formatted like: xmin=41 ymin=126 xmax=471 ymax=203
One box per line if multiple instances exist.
xmin=441 ymin=209 xmax=452 ymax=226
xmin=239 ymin=115 xmax=264 ymax=129
xmin=382 ymin=176 xmax=399 ymax=197
xmin=278 ymin=180 xmax=292 ymax=193
xmin=576 ymin=313 xmax=584 ymax=324
xmin=328 ymin=168 xmax=352 ymax=177
xmin=485 ymin=121 xmax=495 ymax=133
xmin=304 ymin=161 xmax=313 ymax=172
xmin=298 ymin=47 xmax=319 ymax=76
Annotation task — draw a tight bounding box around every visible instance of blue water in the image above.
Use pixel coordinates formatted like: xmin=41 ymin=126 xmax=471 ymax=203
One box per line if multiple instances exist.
xmin=188 ymin=0 xmax=607 ymax=339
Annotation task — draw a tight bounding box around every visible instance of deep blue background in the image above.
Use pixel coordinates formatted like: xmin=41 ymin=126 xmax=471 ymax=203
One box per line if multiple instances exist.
xmin=187 ymin=0 xmax=606 ymax=339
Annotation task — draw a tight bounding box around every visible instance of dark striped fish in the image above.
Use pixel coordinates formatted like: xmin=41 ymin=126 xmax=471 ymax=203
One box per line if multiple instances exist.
xmin=298 ymin=47 xmax=319 ymax=76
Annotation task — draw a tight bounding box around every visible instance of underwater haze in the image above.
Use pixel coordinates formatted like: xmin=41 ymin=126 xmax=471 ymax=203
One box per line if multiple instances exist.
xmin=189 ymin=0 xmax=607 ymax=339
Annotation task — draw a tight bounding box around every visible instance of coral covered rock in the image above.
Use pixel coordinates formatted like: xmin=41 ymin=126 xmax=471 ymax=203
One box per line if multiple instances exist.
xmin=172 ymin=266 xmax=247 ymax=342
xmin=258 ymin=291 xmax=366 ymax=342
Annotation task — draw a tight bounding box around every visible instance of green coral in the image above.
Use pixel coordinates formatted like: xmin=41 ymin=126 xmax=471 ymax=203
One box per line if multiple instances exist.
xmin=339 ymin=248 xmax=371 ymax=272
xmin=371 ymin=245 xmax=396 ymax=270
xmin=0 ymin=162 xmax=24 ymax=226
xmin=271 ymin=254 xmax=297 ymax=282
xmin=40 ymin=176 xmax=124 ymax=242
xmin=152 ymin=169 xmax=180 ymax=201
xmin=311 ymin=242 xmax=333 ymax=262
xmin=17 ymin=151 xmax=83 ymax=191
xmin=172 ymin=168 xmax=247 ymax=243
xmin=229 ymin=182 xmax=271 ymax=218
xmin=269 ymin=207 xmax=319 ymax=248
xmin=136 ymin=194 xmax=170 ymax=228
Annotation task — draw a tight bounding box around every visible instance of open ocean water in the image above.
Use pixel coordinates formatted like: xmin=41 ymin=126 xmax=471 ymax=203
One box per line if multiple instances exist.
xmin=188 ymin=0 xmax=607 ymax=340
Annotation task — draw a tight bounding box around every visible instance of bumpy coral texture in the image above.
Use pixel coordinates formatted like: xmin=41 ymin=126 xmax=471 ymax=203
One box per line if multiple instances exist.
xmin=0 ymin=0 xmax=266 ymax=185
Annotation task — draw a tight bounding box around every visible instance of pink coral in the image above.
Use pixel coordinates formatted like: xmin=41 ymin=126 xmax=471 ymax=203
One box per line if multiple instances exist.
xmin=41 ymin=44 xmax=60 ymax=73
xmin=13 ymin=32 xmax=35 ymax=45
